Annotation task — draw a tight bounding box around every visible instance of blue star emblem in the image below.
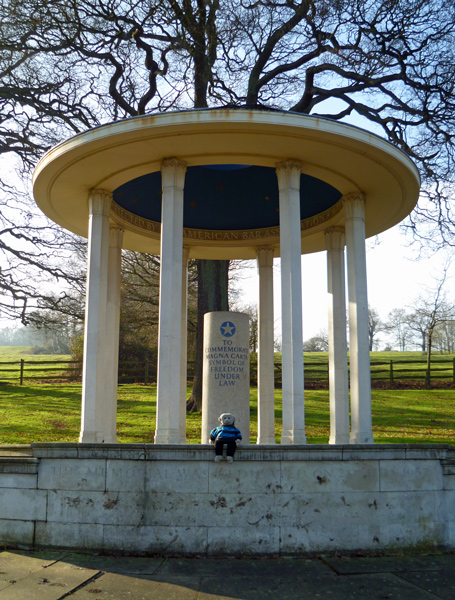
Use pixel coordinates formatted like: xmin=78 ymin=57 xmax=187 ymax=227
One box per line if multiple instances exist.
xmin=220 ymin=321 xmax=236 ymax=337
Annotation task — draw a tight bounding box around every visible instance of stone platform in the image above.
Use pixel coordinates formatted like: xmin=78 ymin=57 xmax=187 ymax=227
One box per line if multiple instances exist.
xmin=0 ymin=444 xmax=454 ymax=556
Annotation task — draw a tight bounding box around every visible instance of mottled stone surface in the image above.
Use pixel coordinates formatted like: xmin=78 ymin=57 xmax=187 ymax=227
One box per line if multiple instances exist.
xmin=0 ymin=444 xmax=454 ymax=555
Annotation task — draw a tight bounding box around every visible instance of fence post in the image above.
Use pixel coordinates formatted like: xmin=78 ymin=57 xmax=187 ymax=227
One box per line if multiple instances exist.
xmin=20 ymin=359 xmax=25 ymax=385
xmin=389 ymin=360 xmax=394 ymax=385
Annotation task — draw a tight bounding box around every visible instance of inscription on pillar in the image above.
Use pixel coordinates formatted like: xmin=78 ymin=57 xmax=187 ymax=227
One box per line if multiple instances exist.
xmin=201 ymin=312 xmax=250 ymax=444
xmin=205 ymin=327 xmax=248 ymax=387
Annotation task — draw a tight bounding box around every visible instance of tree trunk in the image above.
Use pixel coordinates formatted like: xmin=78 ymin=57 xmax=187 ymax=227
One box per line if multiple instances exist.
xmin=425 ymin=336 xmax=432 ymax=389
xmin=421 ymin=332 xmax=426 ymax=352
xmin=186 ymin=259 xmax=229 ymax=412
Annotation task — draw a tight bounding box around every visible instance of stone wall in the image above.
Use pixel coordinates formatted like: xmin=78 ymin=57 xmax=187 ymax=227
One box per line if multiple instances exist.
xmin=0 ymin=444 xmax=454 ymax=555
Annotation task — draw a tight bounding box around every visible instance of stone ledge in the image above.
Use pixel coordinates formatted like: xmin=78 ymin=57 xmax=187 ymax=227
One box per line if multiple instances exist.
xmin=442 ymin=459 xmax=455 ymax=476
xmin=24 ymin=443 xmax=454 ymax=461
xmin=0 ymin=458 xmax=40 ymax=474
xmin=0 ymin=445 xmax=34 ymax=457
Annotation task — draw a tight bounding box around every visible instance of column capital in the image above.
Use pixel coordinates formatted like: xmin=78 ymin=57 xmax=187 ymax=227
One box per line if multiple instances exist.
xmin=256 ymin=246 xmax=274 ymax=268
xmin=161 ymin=158 xmax=187 ymax=188
xmin=89 ymin=189 xmax=112 ymax=217
xmin=342 ymin=193 xmax=366 ymax=220
xmin=109 ymin=226 xmax=124 ymax=248
xmin=275 ymin=160 xmax=302 ymax=190
xmin=324 ymin=226 xmax=345 ymax=251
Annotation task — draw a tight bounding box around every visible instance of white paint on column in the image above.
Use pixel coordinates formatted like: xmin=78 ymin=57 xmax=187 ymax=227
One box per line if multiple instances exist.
xmin=155 ymin=158 xmax=187 ymax=444
xmin=325 ymin=227 xmax=350 ymax=445
xmin=256 ymin=247 xmax=276 ymax=444
xmin=201 ymin=312 xmax=250 ymax=444
xmin=344 ymin=193 xmax=374 ymax=444
xmin=276 ymin=161 xmax=306 ymax=445
xmin=80 ymin=190 xmax=112 ymax=443
xmin=102 ymin=226 xmax=123 ymax=444
xmin=179 ymin=246 xmax=190 ymax=444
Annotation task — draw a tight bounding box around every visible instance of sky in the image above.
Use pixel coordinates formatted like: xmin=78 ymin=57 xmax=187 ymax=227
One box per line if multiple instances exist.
xmin=234 ymin=223 xmax=455 ymax=349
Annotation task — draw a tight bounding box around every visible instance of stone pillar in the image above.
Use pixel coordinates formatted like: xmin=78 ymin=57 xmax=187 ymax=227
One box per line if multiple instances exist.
xmin=103 ymin=226 xmax=124 ymax=443
xmin=155 ymin=158 xmax=187 ymax=444
xmin=201 ymin=312 xmax=250 ymax=444
xmin=80 ymin=189 xmax=112 ymax=443
xmin=276 ymin=160 xmax=306 ymax=444
xmin=325 ymin=227 xmax=350 ymax=445
xmin=179 ymin=246 xmax=190 ymax=443
xmin=344 ymin=193 xmax=374 ymax=444
xmin=256 ymin=246 xmax=276 ymax=444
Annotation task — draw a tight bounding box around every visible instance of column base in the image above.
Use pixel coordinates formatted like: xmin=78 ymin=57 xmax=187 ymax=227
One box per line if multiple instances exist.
xmin=79 ymin=431 xmax=106 ymax=443
xmin=350 ymin=432 xmax=374 ymax=444
xmin=257 ymin=436 xmax=276 ymax=445
xmin=329 ymin=434 xmax=350 ymax=445
xmin=293 ymin=430 xmax=307 ymax=444
xmin=154 ymin=429 xmax=181 ymax=444
xmin=280 ymin=430 xmax=307 ymax=444
xmin=280 ymin=430 xmax=293 ymax=444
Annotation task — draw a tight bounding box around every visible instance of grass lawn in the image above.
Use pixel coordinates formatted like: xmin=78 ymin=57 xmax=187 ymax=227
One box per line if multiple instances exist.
xmin=1 ymin=383 xmax=454 ymax=445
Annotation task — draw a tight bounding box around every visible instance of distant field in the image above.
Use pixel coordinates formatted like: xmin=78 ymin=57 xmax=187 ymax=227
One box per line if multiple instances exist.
xmin=0 ymin=346 xmax=70 ymax=361
xmin=1 ymin=383 xmax=454 ymax=445
xmin=0 ymin=347 xmax=74 ymax=383
xmin=0 ymin=347 xmax=454 ymax=445
xmin=1 ymin=348 xmax=455 ymax=386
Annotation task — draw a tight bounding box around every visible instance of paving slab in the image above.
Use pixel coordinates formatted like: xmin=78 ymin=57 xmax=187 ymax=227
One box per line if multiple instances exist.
xmin=156 ymin=557 xmax=333 ymax=578
xmin=69 ymin=572 xmax=199 ymax=600
xmin=0 ymin=551 xmax=66 ymax=591
xmin=198 ymin=575 xmax=307 ymax=600
xmin=1 ymin=550 xmax=454 ymax=600
xmin=0 ymin=559 xmax=99 ymax=599
xmin=198 ymin=571 xmax=443 ymax=600
xmin=397 ymin=561 xmax=455 ymax=600
xmin=294 ymin=572 xmax=443 ymax=600
xmin=62 ymin=553 xmax=165 ymax=575
xmin=323 ymin=554 xmax=454 ymax=574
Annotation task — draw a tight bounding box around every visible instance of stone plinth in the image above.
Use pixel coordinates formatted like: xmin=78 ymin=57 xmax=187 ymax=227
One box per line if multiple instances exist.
xmin=201 ymin=312 xmax=250 ymax=444
xmin=0 ymin=444 xmax=453 ymax=555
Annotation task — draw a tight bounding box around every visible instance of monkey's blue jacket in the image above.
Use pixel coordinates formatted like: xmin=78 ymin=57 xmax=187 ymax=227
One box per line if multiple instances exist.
xmin=210 ymin=425 xmax=242 ymax=442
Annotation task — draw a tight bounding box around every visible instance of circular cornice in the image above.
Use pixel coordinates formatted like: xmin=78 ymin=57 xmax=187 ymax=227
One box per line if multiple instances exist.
xmin=32 ymin=109 xmax=420 ymax=259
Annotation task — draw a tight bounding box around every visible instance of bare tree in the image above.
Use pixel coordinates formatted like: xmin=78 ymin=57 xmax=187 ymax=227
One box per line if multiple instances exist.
xmin=432 ymin=317 xmax=455 ymax=353
xmin=386 ymin=308 xmax=413 ymax=351
xmin=406 ymin=311 xmax=429 ymax=352
xmin=1 ymin=0 xmax=455 ymax=407
xmin=368 ymin=306 xmax=387 ymax=351
xmin=407 ymin=265 xmax=455 ymax=387
xmin=303 ymin=329 xmax=329 ymax=352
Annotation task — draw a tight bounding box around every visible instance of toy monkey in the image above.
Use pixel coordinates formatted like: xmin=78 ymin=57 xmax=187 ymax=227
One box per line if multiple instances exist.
xmin=209 ymin=413 xmax=242 ymax=463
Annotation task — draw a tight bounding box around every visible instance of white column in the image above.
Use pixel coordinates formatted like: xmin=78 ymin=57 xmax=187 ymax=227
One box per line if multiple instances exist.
xmin=179 ymin=246 xmax=190 ymax=443
xmin=80 ymin=189 xmax=112 ymax=443
xmin=256 ymin=246 xmax=276 ymax=444
xmin=344 ymin=193 xmax=374 ymax=444
xmin=276 ymin=160 xmax=306 ymax=445
xmin=155 ymin=158 xmax=187 ymax=444
xmin=325 ymin=227 xmax=350 ymax=445
xmin=103 ymin=226 xmax=124 ymax=443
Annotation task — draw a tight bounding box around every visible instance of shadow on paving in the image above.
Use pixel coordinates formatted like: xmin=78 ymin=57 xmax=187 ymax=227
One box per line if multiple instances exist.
xmin=1 ymin=550 xmax=455 ymax=599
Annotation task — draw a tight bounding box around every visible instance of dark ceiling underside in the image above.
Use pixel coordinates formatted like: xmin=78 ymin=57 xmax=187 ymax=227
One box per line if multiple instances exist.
xmin=113 ymin=165 xmax=342 ymax=230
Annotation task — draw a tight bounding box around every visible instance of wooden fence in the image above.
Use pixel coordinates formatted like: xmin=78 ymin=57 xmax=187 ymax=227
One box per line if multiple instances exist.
xmin=1 ymin=356 xmax=455 ymax=386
